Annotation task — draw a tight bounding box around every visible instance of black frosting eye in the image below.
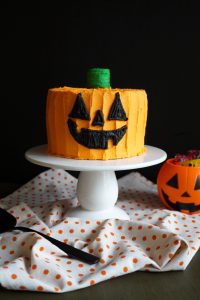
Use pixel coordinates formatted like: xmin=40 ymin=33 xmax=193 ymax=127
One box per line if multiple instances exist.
xmin=166 ymin=174 xmax=179 ymax=189
xmin=194 ymin=176 xmax=200 ymax=190
xmin=108 ymin=92 xmax=128 ymax=121
xmin=69 ymin=93 xmax=90 ymax=120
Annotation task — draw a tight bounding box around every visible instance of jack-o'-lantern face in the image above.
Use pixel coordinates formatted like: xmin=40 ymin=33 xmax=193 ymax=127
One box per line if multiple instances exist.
xmin=67 ymin=92 xmax=128 ymax=149
xmin=157 ymin=159 xmax=200 ymax=214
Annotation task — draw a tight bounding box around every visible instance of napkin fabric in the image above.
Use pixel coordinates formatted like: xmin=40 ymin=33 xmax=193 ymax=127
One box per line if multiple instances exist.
xmin=0 ymin=169 xmax=199 ymax=293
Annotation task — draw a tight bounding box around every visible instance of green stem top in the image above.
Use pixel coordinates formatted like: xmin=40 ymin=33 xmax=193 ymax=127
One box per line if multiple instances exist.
xmin=86 ymin=68 xmax=110 ymax=88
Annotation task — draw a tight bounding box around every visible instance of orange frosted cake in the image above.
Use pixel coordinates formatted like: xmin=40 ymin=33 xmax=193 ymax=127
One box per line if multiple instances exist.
xmin=46 ymin=68 xmax=148 ymax=160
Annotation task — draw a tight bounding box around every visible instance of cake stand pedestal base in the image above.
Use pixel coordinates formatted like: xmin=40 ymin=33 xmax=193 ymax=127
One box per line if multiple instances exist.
xmin=69 ymin=170 xmax=129 ymax=220
xmin=67 ymin=206 xmax=129 ymax=220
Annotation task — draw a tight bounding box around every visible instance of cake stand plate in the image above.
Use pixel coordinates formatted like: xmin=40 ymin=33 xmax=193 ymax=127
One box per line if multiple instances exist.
xmin=25 ymin=145 xmax=167 ymax=220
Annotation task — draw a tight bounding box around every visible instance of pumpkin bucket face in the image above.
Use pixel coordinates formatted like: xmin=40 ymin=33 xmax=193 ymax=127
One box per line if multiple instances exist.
xmin=157 ymin=159 xmax=200 ymax=214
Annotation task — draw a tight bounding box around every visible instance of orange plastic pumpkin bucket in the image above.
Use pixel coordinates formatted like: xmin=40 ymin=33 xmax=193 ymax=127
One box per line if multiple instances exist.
xmin=157 ymin=158 xmax=200 ymax=214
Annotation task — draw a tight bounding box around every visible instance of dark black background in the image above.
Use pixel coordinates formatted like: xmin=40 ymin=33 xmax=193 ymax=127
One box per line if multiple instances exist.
xmin=1 ymin=2 xmax=200 ymax=184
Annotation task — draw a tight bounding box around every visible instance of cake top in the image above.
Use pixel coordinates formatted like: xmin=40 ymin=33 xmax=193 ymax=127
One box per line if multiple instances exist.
xmin=48 ymin=86 xmax=146 ymax=93
xmin=49 ymin=68 xmax=146 ymax=93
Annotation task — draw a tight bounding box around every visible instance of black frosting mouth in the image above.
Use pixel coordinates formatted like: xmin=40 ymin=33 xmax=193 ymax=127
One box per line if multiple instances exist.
xmin=67 ymin=119 xmax=127 ymax=149
xmin=161 ymin=189 xmax=200 ymax=212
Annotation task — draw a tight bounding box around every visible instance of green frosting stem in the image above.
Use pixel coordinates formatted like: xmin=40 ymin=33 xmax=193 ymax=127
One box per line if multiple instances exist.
xmin=86 ymin=68 xmax=110 ymax=88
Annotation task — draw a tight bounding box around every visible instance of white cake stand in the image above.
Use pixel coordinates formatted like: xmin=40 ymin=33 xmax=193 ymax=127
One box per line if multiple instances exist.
xmin=25 ymin=145 xmax=167 ymax=220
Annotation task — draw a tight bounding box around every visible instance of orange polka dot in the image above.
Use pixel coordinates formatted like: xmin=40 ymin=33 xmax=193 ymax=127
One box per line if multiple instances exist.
xmin=69 ymin=229 xmax=74 ymax=234
xmin=90 ymin=280 xmax=95 ymax=285
xmin=128 ymin=226 xmax=133 ymax=230
xmin=146 ymin=247 xmax=151 ymax=252
xmin=67 ymin=269 xmax=72 ymax=273
xmin=37 ymin=286 xmax=44 ymax=291
xmin=133 ymin=258 xmax=138 ymax=263
xmin=39 ymin=247 xmax=44 ymax=251
xmin=1 ymin=245 xmax=6 ymax=250
xmin=32 ymin=264 xmax=37 ymax=270
xmin=58 ymin=230 xmax=63 ymax=234
xmin=162 ymin=234 xmax=167 ymax=238
xmin=132 ymin=237 xmax=137 ymax=241
xmin=89 ymin=249 xmax=94 ymax=253
xmin=78 ymin=263 xmax=84 ymax=268
xmin=142 ymin=236 xmax=147 ymax=241
xmin=9 ymin=250 xmax=15 ymax=255
xmin=96 ymin=237 xmax=101 ymax=241
xmin=123 ymin=267 xmax=128 ymax=272
xmin=43 ymin=269 xmax=49 ymax=275
xmin=11 ymin=274 xmax=17 ymax=279
xmin=138 ymin=225 xmax=142 ymax=230
xmin=12 ymin=236 xmax=17 ymax=242
xmin=101 ymin=270 xmax=106 ymax=275
xmin=55 ymin=274 xmax=61 ymax=279
xmin=86 ymin=220 xmax=90 ymax=224
xmin=179 ymin=261 xmax=184 ymax=266
xmin=152 ymin=235 xmax=157 ymax=240
xmin=174 ymin=240 xmax=179 ymax=245
xmin=100 ymin=258 xmax=105 ymax=264
xmin=90 ymin=268 xmax=95 ymax=272
xmin=111 ymin=262 xmax=116 ymax=266
xmin=54 ymin=287 xmax=60 ymax=292
xmin=121 ymin=236 xmax=126 ymax=240
xmin=98 ymin=248 xmax=103 ymax=253
xmin=118 ymin=226 xmax=122 ymax=230
xmin=168 ymin=253 xmax=173 ymax=259
xmin=80 ymin=229 xmax=85 ymax=233
xmin=20 ymin=285 xmax=27 ymax=290
xmin=67 ymin=281 xmax=72 ymax=286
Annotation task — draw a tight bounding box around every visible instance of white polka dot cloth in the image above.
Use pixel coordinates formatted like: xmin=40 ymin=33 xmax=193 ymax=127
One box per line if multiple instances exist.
xmin=0 ymin=169 xmax=200 ymax=293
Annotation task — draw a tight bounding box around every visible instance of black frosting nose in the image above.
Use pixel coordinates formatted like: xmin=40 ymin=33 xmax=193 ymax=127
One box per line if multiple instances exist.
xmin=92 ymin=110 xmax=104 ymax=126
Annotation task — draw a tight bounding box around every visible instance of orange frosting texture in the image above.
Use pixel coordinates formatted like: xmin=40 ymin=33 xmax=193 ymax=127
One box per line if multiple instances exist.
xmin=46 ymin=87 xmax=148 ymax=160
